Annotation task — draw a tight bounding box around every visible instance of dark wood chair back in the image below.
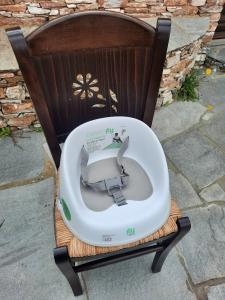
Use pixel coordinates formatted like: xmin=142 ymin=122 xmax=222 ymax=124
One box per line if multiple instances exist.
xmin=7 ymin=12 xmax=171 ymax=168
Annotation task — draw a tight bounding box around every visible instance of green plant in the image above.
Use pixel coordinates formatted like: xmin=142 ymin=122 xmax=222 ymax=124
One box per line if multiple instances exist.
xmin=0 ymin=127 xmax=11 ymax=138
xmin=30 ymin=125 xmax=43 ymax=133
xmin=175 ymin=70 xmax=200 ymax=101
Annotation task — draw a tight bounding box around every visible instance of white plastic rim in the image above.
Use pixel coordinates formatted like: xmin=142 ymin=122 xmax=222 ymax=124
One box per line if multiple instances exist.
xmin=59 ymin=116 xmax=171 ymax=247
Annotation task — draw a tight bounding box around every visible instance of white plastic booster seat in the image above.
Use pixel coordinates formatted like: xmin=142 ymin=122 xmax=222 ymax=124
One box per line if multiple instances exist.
xmin=58 ymin=116 xmax=171 ymax=247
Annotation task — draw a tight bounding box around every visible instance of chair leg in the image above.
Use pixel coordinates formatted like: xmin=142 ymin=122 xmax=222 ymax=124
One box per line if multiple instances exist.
xmin=151 ymin=217 xmax=191 ymax=273
xmin=54 ymin=246 xmax=83 ymax=296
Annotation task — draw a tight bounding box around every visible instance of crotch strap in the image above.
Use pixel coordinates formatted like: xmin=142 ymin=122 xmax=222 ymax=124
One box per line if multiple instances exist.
xmin=80 ymin=137 xmax=129 ymax=206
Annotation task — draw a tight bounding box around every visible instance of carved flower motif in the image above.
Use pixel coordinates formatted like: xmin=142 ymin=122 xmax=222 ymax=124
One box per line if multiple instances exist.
xmin=72 ymin=73 xmax=100 ymax=100
xmin=72 ymin=73 xmax=118 ymax=112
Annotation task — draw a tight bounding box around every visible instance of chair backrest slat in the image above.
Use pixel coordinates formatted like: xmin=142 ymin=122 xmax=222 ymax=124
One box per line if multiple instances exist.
xmin=7 ymin=12 xmax=171 ymax=168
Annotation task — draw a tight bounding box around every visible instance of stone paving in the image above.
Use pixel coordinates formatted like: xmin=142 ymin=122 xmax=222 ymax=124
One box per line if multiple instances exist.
xmin=207 ymin=39 xmax=225 ymax=64
xmin=1 ymin=72 xmax=225 ymax=300
xmin=0 ymin=131 xmax=45 ymax=185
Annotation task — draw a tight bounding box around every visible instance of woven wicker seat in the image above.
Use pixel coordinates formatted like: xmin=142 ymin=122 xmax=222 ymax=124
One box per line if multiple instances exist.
xmin=55 ymin=200 xmax=182 ymax=258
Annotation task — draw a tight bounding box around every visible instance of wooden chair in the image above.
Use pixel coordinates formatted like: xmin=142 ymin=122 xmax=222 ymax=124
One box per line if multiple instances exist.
xmin=7 ymin=11 xmax=191 ymax=297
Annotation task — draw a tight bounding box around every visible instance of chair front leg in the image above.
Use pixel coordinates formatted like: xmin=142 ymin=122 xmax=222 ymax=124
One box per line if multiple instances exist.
xmin=54 ymin=246 xmax=83 ymax=296
xmin=151 ymin=217 xmax=191 ymax=273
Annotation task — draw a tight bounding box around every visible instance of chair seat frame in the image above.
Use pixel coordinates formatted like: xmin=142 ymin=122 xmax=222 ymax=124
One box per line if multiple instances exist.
xmin=54 ymin=217 xmax=191 ymax=296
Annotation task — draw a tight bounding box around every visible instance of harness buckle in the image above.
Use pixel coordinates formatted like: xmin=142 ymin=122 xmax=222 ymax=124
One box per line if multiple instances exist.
xmin=105 ymin=177 xmax=127 ymax=206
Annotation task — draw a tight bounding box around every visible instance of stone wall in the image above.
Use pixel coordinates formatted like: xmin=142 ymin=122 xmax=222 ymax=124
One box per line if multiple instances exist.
xmin=0 ymin=0 xmax=224 ymax=129
xmin=159 ymin=37 xmax=207 ymax=106
xmin=0 ymin=0 xmax=223 ymax=40
xmin=0 ymin=71 xmax=37 ymax=129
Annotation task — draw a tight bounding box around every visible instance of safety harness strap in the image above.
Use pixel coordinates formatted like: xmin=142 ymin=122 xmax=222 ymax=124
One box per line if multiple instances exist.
xmin=80 ymin=137 xmax=129 ymax=206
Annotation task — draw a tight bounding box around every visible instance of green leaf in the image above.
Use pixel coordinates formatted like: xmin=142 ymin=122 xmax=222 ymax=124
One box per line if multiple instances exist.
xmin=175 ymin=70 xmax=200 ymax=102
xmin=0 ymin=127 xmax=11 ymax=138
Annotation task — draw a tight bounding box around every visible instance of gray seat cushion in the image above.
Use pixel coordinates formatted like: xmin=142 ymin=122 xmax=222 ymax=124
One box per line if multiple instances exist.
xmin=80 ymin=157 xmax=153 ymax=211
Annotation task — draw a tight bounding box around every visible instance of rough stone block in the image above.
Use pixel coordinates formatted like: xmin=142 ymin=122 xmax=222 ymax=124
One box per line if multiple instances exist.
xmin=164 ymin=0 xmax=187 ymax=5
xmin=200 ymin=183 xmax=225 ymax=202
xmin=199 ymin=76 xmax=225 ymax=113
xmin=27 ymin=3 xmax=40 ymax=8
xmin=210 ymin=13 xmax=221 ymax=21
xmin=161 ymin=76 xmax=179 ymax=88
xmin=152 ymin=102 xmax=206 ymax=141
xmin=126 ymin=12 xmax=156 ymax=17
xmin=162 ymin=12 xmax=175 ymax=17
xmin=126 ymin=2 xmax=147 ymax=7
xmin=202 ymin=32 xmax=214 ymax=43
xmin=7 ymin=114 xmax=36 ymax=127
xmin=65 ymin=0 xmax=93 ymax=3
xmin=200 ymin=6 xmax=223 ymax=13
xmin=27 ymin=6 xmax=51 ymax=15
xmin=162 ymin=90 xmax=173 ymax=105
xmin=206 ymin=0 xmax=219 ymax=6
xmin=0 ymin=99 xmax=21 ymax=104
xmin=208 ymin=21 xmax=218 ymax=31
xmin=6 ymin=85 xmax=25 ymax=100
xmin=11 ymin=13 xmax=33 ymax=18
xmin=163 ymin=68 xmax=171 ymax=75
xmin=125 ymin=7 xmax=149 ymax=13
xmin=0 ymin=72 xmax=15 ymax=79
xmin=201 ymin=111 xmax=214 ymax=121
xmin=191 ymin=0 xmax=206 ymax=6
xmin=0 ymin=0 xmax=14 ymax=4
xmin=0 ymin=4 xmax=26 ymax=12
xmin=166 ymin=52 xmax=181 ymax=68
xmin=164 ymin=131 xmax=225 ymax=189
xmin=173 ymin=5 xmax=198 ymax=15
xmin=0 ymin=16 xmax=46 ymax=27
xmin=67 ymin=4 xmax=77 ymax=8
xmin=171 ymin=58 xmax=190 ymax=73
xmin=0 ymin=179 xmax=85 ymax=300
xmin=2 ymin=102 xmax=33 ymax=114
xmin=77 ymin=3 xmax=98 ymax=10
xmin=83 ymin=250 xmax=196 ymax=300
xmin=104 ymin=0 xmax=123 ymax=8
xmin=0 ymin=87 xmax=4 ymax=98
xmin=167 ymin=6 xmax=182 ymax=12
xmin=146 ymin=0 xmax=164 ymax=4
xmin=2 ymin=77 xmax=24 ymax=89
xmin=0 ymin=11 xmax=12 ymax=17
xmin=40 ymin=1 xmax=66 ymax=8
xmin=0 ymin=116 xmax=7 ymax=128
xmin=207 ymin=45 xmax=225 ymax=63
xmin=156 ymin=96 xmax=163 ymax=108
xmin=97 ymin=0 xmax=105 ymax=7
xmin=208 ymin=284 xmax=225 ymax=300
xmin=150 ymin=5 xmax=166 ymax=13
xmin=59 ymin=7 xmax=73 ymax=14
xmin=200 ymin=112 xmax=225 ymax=149
xmin=169 ymin=170 xmax=202 ymax=209
xmin=0 ymin=132 xmax=45 ymax=185
xmin=177 ymin=205 xmax=225 ymax=283
xmin=195 ymin=54 xmax=206 ymax=61
xmin=105 ymin=8 xmax=123 ymax=12
xmin=49 ymin=9 xmax=59 ymax=15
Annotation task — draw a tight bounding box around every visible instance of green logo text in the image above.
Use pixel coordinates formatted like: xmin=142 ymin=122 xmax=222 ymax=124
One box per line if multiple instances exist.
xmin=105 ymin=128 xmax=114 ymax=134
xmin=127 ymin=228 xmax=135 ymax=236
